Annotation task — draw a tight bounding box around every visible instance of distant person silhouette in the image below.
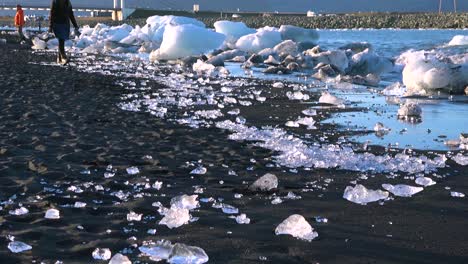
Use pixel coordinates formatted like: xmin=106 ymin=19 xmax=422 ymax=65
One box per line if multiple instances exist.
xmin=15 ymin=5 xmax=26 ymax=41
xmin=49 ymin=0 xmax=79 ymax=65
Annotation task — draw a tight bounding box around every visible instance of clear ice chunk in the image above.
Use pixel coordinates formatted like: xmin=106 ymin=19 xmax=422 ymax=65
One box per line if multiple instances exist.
xmin=415 ymin=177 xmax=436 ymax=187
xmin=170 ymin=195 xmax=199 ymax=210
xmin=45 ymin=208 xmax=60 ymax=219
xmin=126 ymin=167 xmax=140 ymax=175
xmin=190 ymin=167 xmax=207 ymax=175
xmin=159 ymin=208 xmax=190 ymax=229
xmin=8 ymin=241 xmax=32 ymax=253
xmin=343 ymin=184 xmax=389 ymax=205
xmin=249 ymin=173 xmax=278 ymax=191
xmin=381 ymin=184 xmax=424 ymax=197
xmin=109 ymin=253 xmax=132 ymax=264
xmin=275 ymin=214 xmax=318 ymax=241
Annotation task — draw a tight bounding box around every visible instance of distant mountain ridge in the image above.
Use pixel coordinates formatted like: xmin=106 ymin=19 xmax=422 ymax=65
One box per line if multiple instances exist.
xmin=2 ymin=0 xmax=466 ymax=13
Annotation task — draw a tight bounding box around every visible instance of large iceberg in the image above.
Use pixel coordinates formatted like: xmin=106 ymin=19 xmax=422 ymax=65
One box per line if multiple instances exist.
xmin=214 ymin=21 xmax=256 ymax=42
xmin=151 ymin=24 xmax=225 ymax=60
xmin=400 ymin=50 xmax=468 ymax=95
xmin=236 ymin=27 xmax=282 ymax=53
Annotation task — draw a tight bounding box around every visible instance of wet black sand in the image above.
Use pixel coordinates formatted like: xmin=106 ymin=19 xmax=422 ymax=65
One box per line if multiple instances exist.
xmin=0 ymin=35 xmax=468 ymax=264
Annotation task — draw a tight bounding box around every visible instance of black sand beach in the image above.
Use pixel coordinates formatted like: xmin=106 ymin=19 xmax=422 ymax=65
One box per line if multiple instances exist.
xmin=1 ymin=35 xmax=468 ymax=263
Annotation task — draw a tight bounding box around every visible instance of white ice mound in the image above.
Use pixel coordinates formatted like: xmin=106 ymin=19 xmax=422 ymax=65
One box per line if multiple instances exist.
xmin=109 ymin=253 xmax=132 ymax=264
xmin=151 ymin=24 xmax=225 ymax=60
xmin=273 ymin=40 xmax=299 ymax=56
xmin=319 ymin=91 xmax=345 ymax=106
xmin=159 ymin=207 xmax=190 ymax=229
xmin=146 ymin=15 xmax=205 ymax=29
xmin=275 ymin=214 xmax=318 ymax=241
xmin=139 ymin=240 xmax=209 ymax=264
xmin=279 ymin=25 xmax=319 ymax=44
xmin=170 ymin=194 xmax=199 ymax=210
xmin=382 ymin=184 xmax=424 ymax=197
xmin=236 ymin=27 xmax=282 ymax=53
xmin=401 ymin=50 xmax=468 ymax=95
xmin=249 ymin=173 xmax=278 ymax=191
xmin=8 ymin=241 xmax=32 ymax=253
xmin=397 ymin=102 xmax=421 ymax=118
xmin=343 ymin=184 xmax=389 ymax=205
xmin=214 ymin=20 xmax=256 ymax=42
xmin=45 ymin=208 xmax=60 ymax=219
xmin=452 ymin=153 xmax=468 ymax=166
xmin=447 ymin=35 xmax=468 ymax=46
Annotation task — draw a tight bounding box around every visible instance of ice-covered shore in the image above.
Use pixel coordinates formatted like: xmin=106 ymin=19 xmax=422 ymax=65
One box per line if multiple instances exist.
xmin=29 ymin=15 xmax=467 ymax=95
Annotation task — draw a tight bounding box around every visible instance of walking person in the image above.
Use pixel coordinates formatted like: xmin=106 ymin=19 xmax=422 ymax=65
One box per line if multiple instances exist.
xmin=14 ymin=5 xmax=26 ymax=42
xmin=49 ymin=0 xmax=79 ymax=65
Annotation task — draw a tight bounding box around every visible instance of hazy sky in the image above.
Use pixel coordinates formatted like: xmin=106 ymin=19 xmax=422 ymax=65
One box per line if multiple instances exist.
xmin=1 ymin=0 xmax=466 ymax=12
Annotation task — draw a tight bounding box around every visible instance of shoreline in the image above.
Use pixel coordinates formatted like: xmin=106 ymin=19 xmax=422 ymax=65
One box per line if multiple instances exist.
xmin=1 ymin=32 xmax=468 ymax=263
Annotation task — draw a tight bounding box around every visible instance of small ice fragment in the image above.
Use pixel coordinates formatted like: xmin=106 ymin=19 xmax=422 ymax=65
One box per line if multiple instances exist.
xmin=301 ymin=108 xmax=317 ymax=116
xmin=9 ymin=207 xmax=29 ymax=216
xmin=374 ymin=122 xmax=390 ymax=132
xmin=153 ymin=181 xmax=163 ymax=190
xmin=127 ymin=211 xmax=142 ymax=221
xmin=452 ymin=153 xmax=468 ymax=166
xmin=140 ymin=240 xmax=209 ymax=264
xmin=271 ymin=197 xmax=283 ymax=204
xmin=45 ymin=208 xmax=60 ymax=219
xmin=343 ymin=184 xmax=389 ymax=205
xmin=126 ymin=167 xmax=140 ymax=175
xmin=286 ymin=91 xmax=309 ymax=100
xmin=451 ymin=191 xmax=465 ymax=198
xmin=74 ymin=202 xmax=87 ymax=208
xmin=92 ymin=248 xmax=111 ymax=260
xmin=272 ymin=82 xmax=284 ymax=88
xmin=285 ymin=121 xmax=300 ymax=127
xmin=147 ymin=229 xmax=157 ymax=235
xmin=319 ymin=91 xmax=344 ymax=106
xmin=381 ymin=184 xmax=424 ymax=197
xmin=109 ymin=253 xmax=132 ymax=264
xmin=297 ymin=117 xmax=316 ymax=129
xmin=249 ymin=173 xmax=278 ymax=191
xmin=170 ymin=195 xmax=199 ymax=210
xmin=314 ymin=216 xmax=328 ymax=223
xmin=159 ymin=208 xmax=190 ymax=229
xmin=397 ymin=103 xmax=421 ymax=118
xmin=168 ymin=243 xmax=209 ymax=264
xmin=104 ymin=172 xmax=115 ymax=178
xmin=235 ymin=214 xmax=251 ymax=224
xmin=415 ymin=177 xmax=436 ymax=187
xmin=80 ymin=169 xmax=91 ymax=174
xmin=221 ymin=204 xmax=239 ymax=214
xmin=190 ymin=167 xmax=207 ymax=175
xmin=8 ymin=241 xmax=32 ymax=253
xmin=275 ymin=214 xmax=318 ymax=241
xmin=139 ymin=240 xmax=174 ymax=261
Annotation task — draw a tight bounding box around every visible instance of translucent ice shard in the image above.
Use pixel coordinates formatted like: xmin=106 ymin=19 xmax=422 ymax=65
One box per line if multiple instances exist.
xmin=159 ymin=208 xmax=190 ymax=229
xmin=139 ymin=240 xmax=208 ymax=264
xmin=126 ymin=166 xmax=140 ymax=175
xmin=235 ymin=214 xmax=251 ymax=224
xmin=382 ymin=184 xmax=424 ymax=197
xmin=170 ymin=195 xmax=199 ymax=210
xmin=9 ymin=207 xmax=29 ymax=216
xmin=415 ymin=177 xmax=436 ymax=187
xmin=190 ymin=167 xmax=207 ymax=175
xmin=127 ymin=211 xmax=143 ymax=221
xmin=8 ymin=241 xmax=32 ymax=253
xmin=275 ymin=214 xmax=318 ymax=241
xmin=343 ymin=184 xmax=389 ymax=205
